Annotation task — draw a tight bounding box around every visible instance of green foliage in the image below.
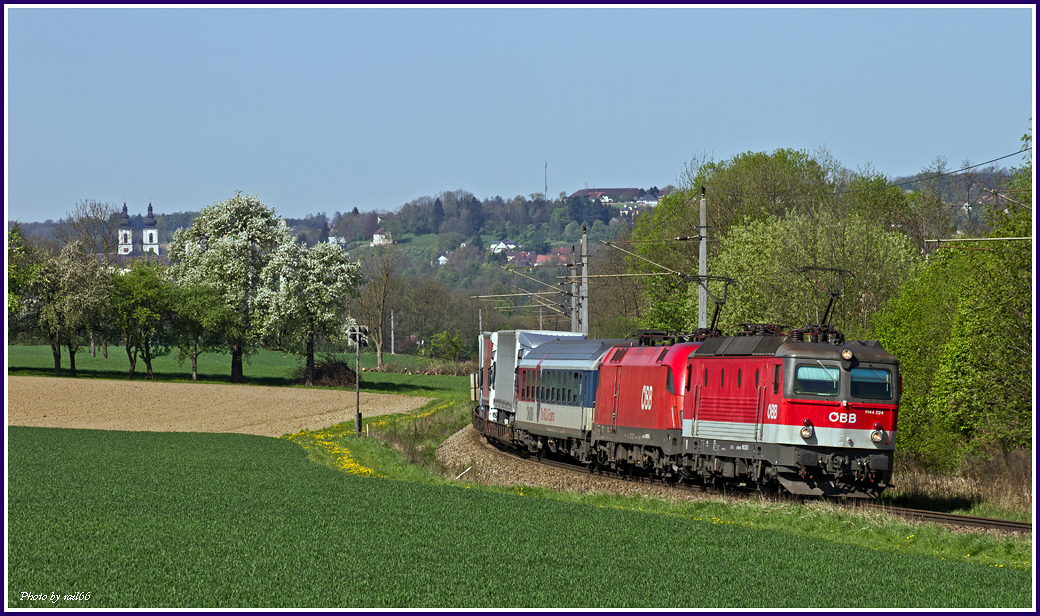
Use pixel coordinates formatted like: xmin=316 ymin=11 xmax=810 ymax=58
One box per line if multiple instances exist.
xmin=872 ymin=250 xmax=971 ymax=470
xmin=873 ymin=201 xmax=1032 ymax=469
xmin=710 ymin=211 xmax=920 ymax=339
xmin=428 ymin=329 xmax=466 ymax=361
xmin=109 ymin=259 xmax=175 ymax=379
xmin=169 ymin=282 xmax=237 ymax=380
xmin=7 ymin=224 xmax=39 ymax=314
xmin=24 ymin=241 xmax=114 ymax=376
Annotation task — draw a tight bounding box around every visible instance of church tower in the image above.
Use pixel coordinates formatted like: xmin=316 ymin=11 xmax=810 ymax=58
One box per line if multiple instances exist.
xmin=117 ymin=202 xmax=133 ymax=255
xmin=143 ymin=202 xmax=159 ymax=255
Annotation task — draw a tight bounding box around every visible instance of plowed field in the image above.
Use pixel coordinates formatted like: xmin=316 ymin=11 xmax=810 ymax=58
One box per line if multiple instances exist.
xmin=6 ymin=376 xmax=431 ymax=437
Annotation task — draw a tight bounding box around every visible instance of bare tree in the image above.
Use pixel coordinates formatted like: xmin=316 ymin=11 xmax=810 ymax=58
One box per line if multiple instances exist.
xmin=588 ymin=228 xmax=643 ymax=338
xmin=53 ymin=199 xmax=121 ymax=262
xmin=352 ymin=245 xmax=405 ymax=368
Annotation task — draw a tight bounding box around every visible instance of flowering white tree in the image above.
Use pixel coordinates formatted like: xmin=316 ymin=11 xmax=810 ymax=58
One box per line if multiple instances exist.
xmin=254 ymin=241 xmax=362 ymax=385
xmin=168 ymin=192 xmax=293 ymax=383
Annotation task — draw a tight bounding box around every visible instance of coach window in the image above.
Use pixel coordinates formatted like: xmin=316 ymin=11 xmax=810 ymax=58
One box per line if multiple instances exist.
xmin=572 ymin=372 xmax=580 ymax=404
xmin=737 ymin=369 xmax=742 ymax=389
xmin=703 ymin=368 xmax=708 ymax=388
xmin=685 ymin=365 xmax=692 ymax=391
xmin=755 ymin=368 xmax=760 ymax=389
xmin=720 ymin=369 xmax=725 ymax=389
xmin=539 ymin=370 xmax=545 ymax=402
xmin=773 ymin=365 xmax=781 ymax=394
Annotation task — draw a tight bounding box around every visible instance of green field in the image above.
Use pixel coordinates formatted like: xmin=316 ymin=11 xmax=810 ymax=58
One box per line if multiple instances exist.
xmin=6 ymin=427 xmax=1032 ymax=609
xmin=4 ymin=344 xmax=450 ymax=391
xmin=6 ymin=346 xmax=1034 ymax=608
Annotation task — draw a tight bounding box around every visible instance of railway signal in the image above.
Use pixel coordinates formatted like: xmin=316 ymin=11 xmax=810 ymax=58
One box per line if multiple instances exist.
xmin=348 ymin=326 xmax=369 ymax=348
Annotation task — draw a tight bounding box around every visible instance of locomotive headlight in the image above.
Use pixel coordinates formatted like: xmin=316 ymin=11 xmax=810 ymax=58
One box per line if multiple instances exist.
xmin=871 ymin=430 xmax=884 ymax=443
xmin=841 ymin=348 xmax=853 ymax=361
xmin=800 ymin=419 xmax=813 ymax=439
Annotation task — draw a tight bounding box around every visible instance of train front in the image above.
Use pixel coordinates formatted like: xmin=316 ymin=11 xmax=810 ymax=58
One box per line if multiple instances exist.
xmin=768 ymin=341 xmax=899 ymax=498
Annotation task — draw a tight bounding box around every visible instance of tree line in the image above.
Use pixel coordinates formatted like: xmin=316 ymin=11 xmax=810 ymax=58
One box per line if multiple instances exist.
xmin=8 ymin=193 xmax=360 ymax=385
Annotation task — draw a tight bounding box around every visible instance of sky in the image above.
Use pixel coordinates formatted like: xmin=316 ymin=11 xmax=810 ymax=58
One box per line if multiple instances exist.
xmin=4 ymin=5 xmax=1035 ymax=223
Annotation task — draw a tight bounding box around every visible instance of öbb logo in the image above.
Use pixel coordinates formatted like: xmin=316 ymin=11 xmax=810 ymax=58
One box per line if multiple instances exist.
xmin=829 ymin=411 xmax=856 ymax=424
xmin=640 ymin=385 xmax=653 ymax=410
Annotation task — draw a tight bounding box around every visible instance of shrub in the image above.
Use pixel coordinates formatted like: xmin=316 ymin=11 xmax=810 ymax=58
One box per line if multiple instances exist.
xmin=293 ymin=354 xmax=357 ymax=388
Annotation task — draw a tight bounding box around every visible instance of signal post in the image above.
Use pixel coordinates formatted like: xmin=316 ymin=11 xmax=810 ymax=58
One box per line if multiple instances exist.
xmin=348 ymin=325 xmax=369 ymax=435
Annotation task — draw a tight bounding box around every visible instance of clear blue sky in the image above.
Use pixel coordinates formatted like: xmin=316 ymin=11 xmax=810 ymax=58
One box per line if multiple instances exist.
xmin=5 ymin=5 xmax=1035 ymax=223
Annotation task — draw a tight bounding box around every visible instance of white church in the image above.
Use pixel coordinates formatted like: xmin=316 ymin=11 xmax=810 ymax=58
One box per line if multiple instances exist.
xmin=117 ymin=201 xmax=161 ymax=256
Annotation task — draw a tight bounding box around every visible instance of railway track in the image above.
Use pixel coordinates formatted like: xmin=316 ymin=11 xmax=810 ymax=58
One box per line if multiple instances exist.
xmin=494 ymin=441 xmax=1032 ymax=534
xmin=858 ymin=505 xmax=1032 ymax=534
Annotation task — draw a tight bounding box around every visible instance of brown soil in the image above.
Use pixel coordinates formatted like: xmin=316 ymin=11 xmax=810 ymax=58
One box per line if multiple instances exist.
xmin=6 ymin=376 xmax=431 ymax=437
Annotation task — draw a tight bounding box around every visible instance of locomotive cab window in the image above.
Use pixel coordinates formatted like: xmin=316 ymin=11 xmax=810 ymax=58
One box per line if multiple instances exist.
xmin=851 ymin=367 xmax=893 ymax=400
xmin=794 ymin=364 xmax=840 ymax=396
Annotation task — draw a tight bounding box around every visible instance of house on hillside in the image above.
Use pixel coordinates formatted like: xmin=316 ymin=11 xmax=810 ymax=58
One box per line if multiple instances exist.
xmin=488 ymin=238 xmax=517 ymax=252
xmin=371 ymin=228 xmax=393 ymax=246
xmin=534 ymin=250 xmax=568 ymax=266
xmin=619 ymin=205 xmax=653 ymax=223
xmin=503 ymin=250 xmax=535 ymax=266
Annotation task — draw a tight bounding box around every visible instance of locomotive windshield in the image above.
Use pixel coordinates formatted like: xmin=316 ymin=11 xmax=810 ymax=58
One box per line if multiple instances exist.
xmin=850 ymin=367 xmax=893 ymax=400
xmin=793 ymin=364 xmax=840 ymax=396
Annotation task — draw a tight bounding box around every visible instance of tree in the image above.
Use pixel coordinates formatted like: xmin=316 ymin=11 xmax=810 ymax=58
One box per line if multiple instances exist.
xmin=429 ymin=329 xmax=465 ymax=362
xmin=705 ymin=211 xmax=919 ymax=340
xmin=26 ymin=241 xmax=113 ymax=376
xmin=398 ymin=278 xmax=454 ymax=352
xmin=110 ymin=259 xmax=175 ymax=379
xmin=254 ymin=241 xmax=362 ymax=385
xmin=7 ymin=223 xmax=40 ymax=315
xmin=169 ymin=282 xmax=235 ymax=381
xmin=53 ymin=199 xmax=120 ymax=262
xmin=351 ymin=245 xmax=405 ymax=369
xmin=588 ymin=227 xmax=643 ymax=338
xmin=168 ymin=191 xmax=294 ymax=383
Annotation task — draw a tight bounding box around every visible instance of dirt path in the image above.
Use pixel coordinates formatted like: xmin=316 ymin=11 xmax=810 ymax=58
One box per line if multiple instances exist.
xmin=6 ymin=376 xmax=432 ymax=437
